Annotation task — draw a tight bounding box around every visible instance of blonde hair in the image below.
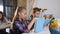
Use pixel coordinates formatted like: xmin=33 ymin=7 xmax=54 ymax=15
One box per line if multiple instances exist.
xmin=12 ymin=7 xmax=26 ymax=22
xmin=11 ymin=7 xmax=26 ymax=29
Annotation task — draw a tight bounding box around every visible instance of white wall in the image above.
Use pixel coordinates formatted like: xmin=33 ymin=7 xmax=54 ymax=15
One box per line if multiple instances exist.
xmin=33 ymin=0 xmax=60 ymax=18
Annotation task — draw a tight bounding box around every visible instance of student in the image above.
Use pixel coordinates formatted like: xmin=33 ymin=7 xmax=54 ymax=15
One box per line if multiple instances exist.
xmin=43 ymin=15 xmax=50 ymax=26
xmin=0 ymin=11 xmax=8 ymax=34
xmin=30 ymin=7 xmax=41 ymax=30
xmin=31 ymin=7 xmax=41 ymax=18
xmin=12 ymin=7 xmax=36 ymax=34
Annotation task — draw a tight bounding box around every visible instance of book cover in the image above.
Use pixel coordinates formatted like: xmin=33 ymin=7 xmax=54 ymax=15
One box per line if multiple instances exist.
xmin=34 ymin=18 xmax=45 ymax=33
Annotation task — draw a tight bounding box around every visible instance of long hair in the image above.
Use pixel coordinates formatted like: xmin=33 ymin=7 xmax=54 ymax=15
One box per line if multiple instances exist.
xmin=14 ymin=7 xmax=26 ymax=21
xmin=0 ymin=11 xmax=8 ymax=23
xmin=0 ymin=11 xmax=4 ymax=21
xmin=11 ymin=7 xmax=26 ymax=30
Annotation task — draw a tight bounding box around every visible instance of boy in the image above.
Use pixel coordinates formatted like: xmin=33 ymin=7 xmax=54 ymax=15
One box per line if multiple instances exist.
xmin=30 ymin=7 xmax=41 ymax=30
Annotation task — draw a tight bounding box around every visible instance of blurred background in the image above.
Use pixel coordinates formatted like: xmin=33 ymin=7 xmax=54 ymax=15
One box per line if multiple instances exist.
xmin=0 ymin=0 xmax=60 ymax=34
xmin=0 ymin=0 xmax=60 ymax=20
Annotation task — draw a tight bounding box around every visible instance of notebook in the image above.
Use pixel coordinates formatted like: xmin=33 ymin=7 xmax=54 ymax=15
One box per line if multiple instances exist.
xmin=34 ymin=18 xmax=45 ymax=33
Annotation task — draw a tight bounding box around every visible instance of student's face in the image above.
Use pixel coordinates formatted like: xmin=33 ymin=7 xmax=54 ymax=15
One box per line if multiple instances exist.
xmin=34 ymin=11 xmax=40 ymax=18
xmin=18 ymin=9 xmax=27 ymax=20
xmin=0 ymin=13 xmax=2 ymax=19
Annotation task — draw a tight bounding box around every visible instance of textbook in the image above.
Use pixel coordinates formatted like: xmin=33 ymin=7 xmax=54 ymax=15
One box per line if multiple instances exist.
xmin=34 ymin=18 xmax=45 ymax=33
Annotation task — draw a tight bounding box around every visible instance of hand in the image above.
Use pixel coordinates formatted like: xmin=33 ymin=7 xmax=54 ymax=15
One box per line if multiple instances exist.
xmin=32 ymin=18 xmax=36 ymax=23
xmin=28 ymin=18 xmax=36 ymax=30
xmin=10 ymin=22 xmax=13 ymax=29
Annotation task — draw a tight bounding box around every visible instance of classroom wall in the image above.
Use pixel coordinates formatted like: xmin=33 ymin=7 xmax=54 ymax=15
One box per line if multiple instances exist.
xmin=33 ymin=0 xmax=60 ymax=18
xmin=17 ymin=0 xmax=26 ymax=8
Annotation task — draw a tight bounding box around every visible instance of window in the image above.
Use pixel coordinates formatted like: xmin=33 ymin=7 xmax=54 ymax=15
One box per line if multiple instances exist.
xmin=0 ymin=5 xmax=3 ymax=12
xmin=3 ymin=0 xmax=17 ymax=20
xmin=0 ymin=0 xmax=3 ymax=12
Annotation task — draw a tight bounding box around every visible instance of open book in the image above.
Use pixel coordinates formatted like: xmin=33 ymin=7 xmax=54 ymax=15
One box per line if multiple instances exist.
xmin=34 ymin=18 xmax=45 ymax=33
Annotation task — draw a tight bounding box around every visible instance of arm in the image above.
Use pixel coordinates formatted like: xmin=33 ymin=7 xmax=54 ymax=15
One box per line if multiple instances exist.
xmin=28 ymin=18 xmax=36 ymax=30
xmin=4 ymin=16 xmax=8 ymax=23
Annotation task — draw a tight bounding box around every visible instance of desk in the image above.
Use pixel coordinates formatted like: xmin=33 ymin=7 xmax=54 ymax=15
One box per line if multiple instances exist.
xmin=23 ymin=26 xmax=51 ymax=34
